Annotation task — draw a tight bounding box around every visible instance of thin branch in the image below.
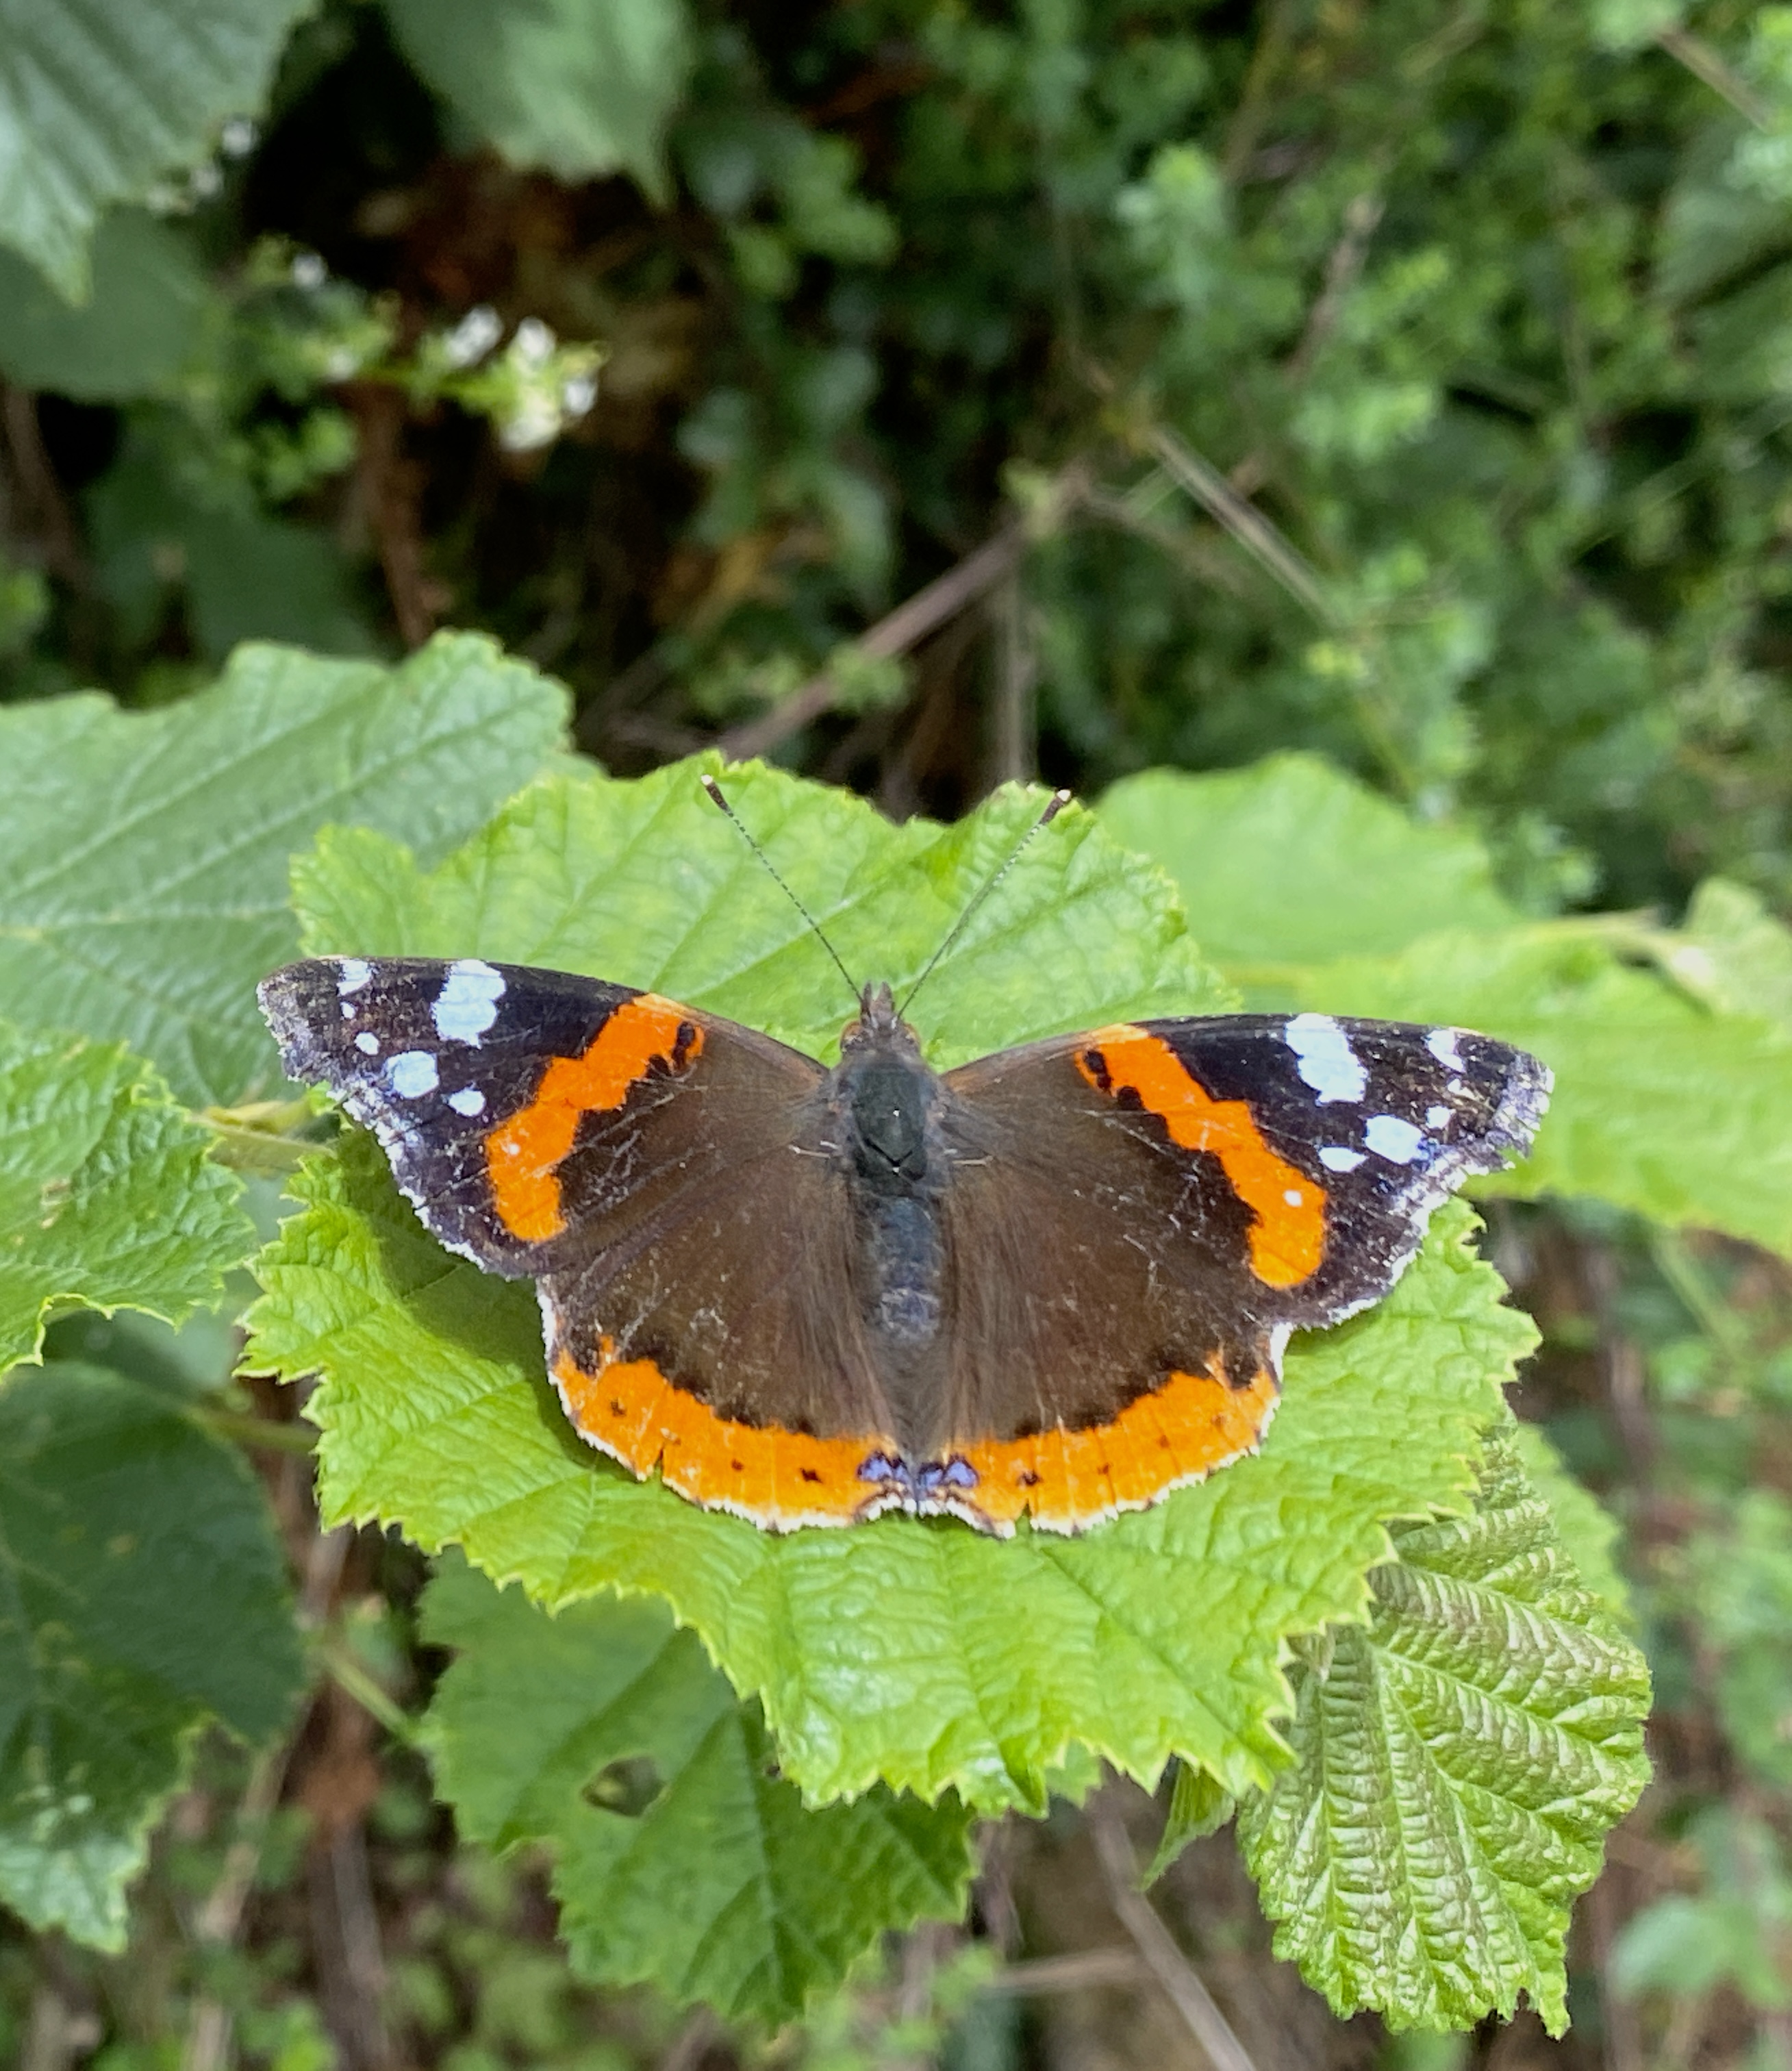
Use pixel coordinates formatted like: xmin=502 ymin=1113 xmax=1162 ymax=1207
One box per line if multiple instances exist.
xmin=1283 ymin=190 xmax=1386 ymax=385
xmin=181 ymin=1529 xmax=353 ymax=2071
xmin=1656 ymin=26 xmax=1773 ymax=129
xmin=657 ymin=2009 xmax=720 ymax=2071
xmin=1139 ymin=425 xmax=1336 ymax=625
xmin=1585 ymin=1867 xmax=1644 ymax=2071
xmin=720 ymin=525 xmax=1026 ymax=761
xmin=1087 ymin=1796 xmax=1263 ymax=2071
xmin=21 ymin=1977 xmax=100 ymax=2071
xmin=1078 ymin=481 xmax=1254 ymax=597
xmin=718 ymin=467 xmax=1085 ymax=762
xmin=983 ymin=1947 xmax=1150 ymax=1994
xmin=989 ymin=574 xmax=1038 ymax=786
xmin=181 ymin=1743 xmax=294 ymax=2071
xmin=346 ymin=382 xmax=440 ymax=651
xmin=0 ymin=384 xmax=88 ymax=592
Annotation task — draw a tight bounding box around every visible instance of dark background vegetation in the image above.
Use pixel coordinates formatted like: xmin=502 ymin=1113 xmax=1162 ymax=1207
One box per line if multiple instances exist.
xmin=3 ymin=1 xmax=1791 ymax=2066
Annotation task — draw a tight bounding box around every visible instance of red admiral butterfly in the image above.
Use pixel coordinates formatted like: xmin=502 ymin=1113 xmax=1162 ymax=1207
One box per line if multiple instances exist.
xmin=260 ymin=792 xmax=1548 ymax=1536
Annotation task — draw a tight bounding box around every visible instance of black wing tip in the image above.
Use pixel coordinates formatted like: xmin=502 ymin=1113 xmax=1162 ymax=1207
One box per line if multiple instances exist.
xmin=1485 ymin=1040 xmax=1552 ymax=1168
xmin=256 ymin=957 xmax=357 ymax=1081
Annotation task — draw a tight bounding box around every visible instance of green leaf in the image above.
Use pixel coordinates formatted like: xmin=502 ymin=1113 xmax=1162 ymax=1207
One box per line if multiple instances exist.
xmin=0 ymin=1021 xmax=253 ymax=1378
xmin=0 ymin=210 xmax=207 ymax=399
xmin=1679 ymin=1491 xmax=1792 ymax=1792
xmin=0 ymin=1361 xmax=304 ymax=1948
xmin=86 ymin=418 xmax=373 ymax=662
xmin=1507 ymin=1420 xmax=1630 ymax=1624
xmin=1237 ymin=1427 xmax=1652 ymax=2036
xmin=1293 ymin=929 xmax=1792 ymax=1256
xmin=1103 ymin=760 xmax=1792 ymax=1255
xmin=0 ymin=0 xmax=312 ymax=299
xmin=382 ymin=0 xmax=694 ymax=202
xmin=1613 ymin=1808 xmax=1792 ymax=2010
xmin=246 ymin=760 xmax=1536 ymax=1813
xmin=1097 ymin=755 xmax=1518 ymax=981
xmin=0 ymin=631 xmax=569 ymax=1109
xmin=1652 ymin=876 xmax=1792 ymax=1039
xmin=1146 ymin=1761 xmax=1235 ymax=1883
xmin=420 ymin=1559 xmax=974 ymax=2024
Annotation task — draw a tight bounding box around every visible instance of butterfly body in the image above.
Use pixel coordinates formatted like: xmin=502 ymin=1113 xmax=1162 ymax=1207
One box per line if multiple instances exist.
xmin=260 ymin=955 xmax=1550 ymax=1536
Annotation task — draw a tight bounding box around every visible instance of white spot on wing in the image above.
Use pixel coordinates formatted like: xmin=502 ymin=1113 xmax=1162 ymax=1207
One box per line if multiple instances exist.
xmin=1320 ymin=1146 xmax=1365 ymax=1172
xmin=1365 ymin=1114 xmax=1425 ymax=1165
xmin=1283 ymin=1188 xmax=1304 ymax=1205
xmin=433 ymin=959 xmax=506 ymax=1044
xmin=1285 ymin=1012 xmax=1367 ymax=1104
xmin=386 ymin=1050 xmax=439 ymax=1098
xmin=336 ymin=957 xmax=372 ymax=995
xmin=1426 ymin=1027 xmax=1466 ymax=1071
xmin=355 ymin=1031 xmax=379 ymax=1055
xmin=1426 ymin=1103 xmax=1450 ymax=1129
xmin=447 ymin=1087 xmax=487 ymax=1117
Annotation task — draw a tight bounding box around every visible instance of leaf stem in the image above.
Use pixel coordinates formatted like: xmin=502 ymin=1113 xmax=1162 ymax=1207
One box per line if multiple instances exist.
xmin=190 ymin=1405 xmax=317 ymax=1455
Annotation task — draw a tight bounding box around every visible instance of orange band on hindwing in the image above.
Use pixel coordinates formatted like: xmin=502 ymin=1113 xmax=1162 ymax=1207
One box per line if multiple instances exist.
xmin=552 ymin=1344 xmax=891 ymax=1529
xmin=957 ymin=1360 xmax=1279 ymax=1533
xmin=1075 ymin=1025 xmax=1325 ymax=1288
xmin=485 ymin=994 xmax=702 ymax=1241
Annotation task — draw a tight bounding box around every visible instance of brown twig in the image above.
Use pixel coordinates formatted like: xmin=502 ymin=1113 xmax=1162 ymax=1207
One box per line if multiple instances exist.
xmin=1087 ymin=1795 xmax=1262 ymax=2071
xmin=718 ymin=467 xmax=1085 ymax=763
xmin=310 ymin=1816 xmax=392 ymax=2071
xmin=346 ymin=382 xmax=440 ymax=650
xmin=180 ymin=1743 xmax=294 ymax=2071
xmin=989 ymin=574 xmax=1037 ymax=786
xmin=1077 ymin=481 xmax=1255 ymax=596
xmin=657 ymin=2008 xmax=720 ymax=2071
xmin=181 ymin=1528 xmax=354 ymax=2071
xmin=1139 ymin=425 xmax=1335 ymax=625
xmin=1585 ymin=1867 xmax=1644 ymax=2071
xmin=0 ymin=383 xmax=88 ymax=592
xmin=1283 ymin=191 xmax=1387 ymax=386
xmin=719 ymin=523 xmax=1027 ymax=761
xmin=1655 ymin=26 xmax=1772 ymax=129
xmin=21 ymin=1967 xmax=100 ymax=2071
xmin=984 ymin=1947 xmax=1150 ymax=1994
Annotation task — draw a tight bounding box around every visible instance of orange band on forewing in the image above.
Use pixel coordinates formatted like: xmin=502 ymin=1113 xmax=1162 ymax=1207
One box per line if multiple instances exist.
xmin=1076 ymin=1025 xmax=1324 ymax=1287
xmin=959 ymin=1360 xmax=1278 ymax=1533
xmin=485 ymin=994 xmax=701 ymax=1241
xmin=553 ymin=1344 xmax=888 ymax=1529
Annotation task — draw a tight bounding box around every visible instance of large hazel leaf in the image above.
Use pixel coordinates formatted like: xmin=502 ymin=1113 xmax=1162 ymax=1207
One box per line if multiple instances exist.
xmin=1295 ymin=929 xmax=1792 ymax=1256
xmin=420 ymin=1559 xmax=974 ymax=2024
xmin=0 ymin=0 xmax=311 ymax=299
xmin=1098 ymin=753 xmax=1518 ymax=978
xmin=0 ymin=1361 xmax=304 ymax=1948
xmin=0 ymin=1020 xmax=253 ymax=1377
xmin=246 ymin=760 xmax=1537 ymax=1813
xmin=1103 ymin=762 xmax=1792 ymax=1255
xmin=1650 ymin=875 xmax=1792 ymax=1039
xmin=1237 ymin=1428 xmax=1651 ymax=2035
xmin=0 ymin=209 xmax=207 ymax=399
xmin=382 ymin=0 xmax=693 ymax=202
xmin=0 ymin=632 xmax=569 ymax=1109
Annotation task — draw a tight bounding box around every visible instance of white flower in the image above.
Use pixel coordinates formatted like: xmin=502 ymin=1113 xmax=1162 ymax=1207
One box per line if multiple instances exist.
xmin=440 ymin=305 xmax=503 ymax=369
xmin=511 ymin=317 xmax=557 ymax=368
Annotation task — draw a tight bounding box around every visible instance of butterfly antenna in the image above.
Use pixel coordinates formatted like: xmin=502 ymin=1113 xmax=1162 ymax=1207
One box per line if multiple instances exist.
xmin=898 ymin=788 xmax=1074 ymax=1016
xmin=701 ymin=774 xmax=862 ymax=1006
